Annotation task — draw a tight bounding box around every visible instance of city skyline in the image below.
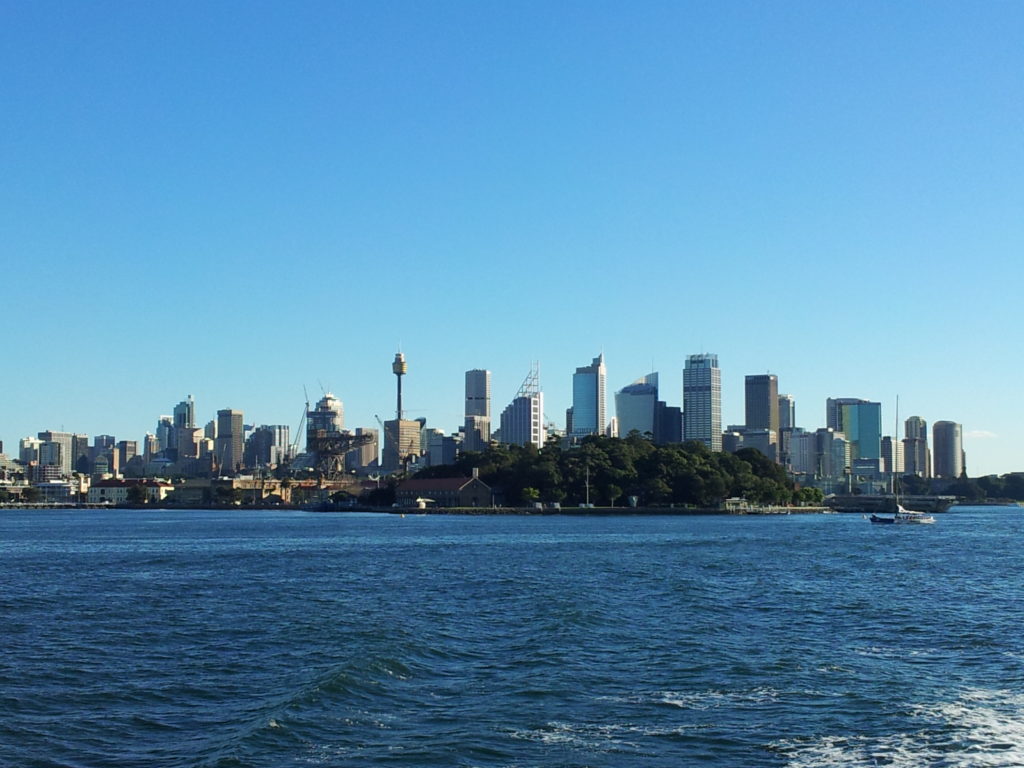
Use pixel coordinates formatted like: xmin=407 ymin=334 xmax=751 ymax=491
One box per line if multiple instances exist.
xmin=2 ymin=347 xmax=982 ymax=477
xmin=2 ymin=3 xmax=1021 ymax=476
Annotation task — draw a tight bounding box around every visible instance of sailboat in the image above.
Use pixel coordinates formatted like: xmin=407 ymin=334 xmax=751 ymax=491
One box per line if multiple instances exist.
xmin=869 ymin=397 xmax=936 ymax=525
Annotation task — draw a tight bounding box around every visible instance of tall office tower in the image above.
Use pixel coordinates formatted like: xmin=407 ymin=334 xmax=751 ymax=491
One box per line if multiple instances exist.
xmin=655 ymin=402 xmax=682 ymax=444
xmin=615 ymin=373 xmax=658 ymax=438
xmin=93 ymin=435 xmax=116 ymax=452
xmin=932 ymin=421 xmax=964 ymax=479
xmin=826 ymin=398 xmax=868 ymax=432
xmin=38 ymin=440 xmax=64 ymax=473
xmin=881 ymin=436 xmax=904 ymax=475
xmin=244 ymin=425 xmax=291 ymax=468
xmin=117 ymin=440 xmax=137 ymax=470
xmin=838 ymin=401 xmax=882 ymax=462
xmin=788 ymin=429 xmax=816 ymax=474
xmin=19 ymin=437 xmax=41 ymax=464
xmin=345 ymin=427 xmax=379 ymax=473
xmin=499 ymin=364 xmax=545 ymax=449
xmin=382 ymin=419 xmax=421 ymax=471
xmin=815 ymin=428 xmax=851 ymax=479
xmin=463 ymin=369 xmax=492 ymax=452
xmin=902 ymin=416 xmax=930 ymax=477
xmin=143 ymin=433 xmax=159 ymax=463
xmin=778 ymin=394 xmax=795 ymax=431
xmin=155 ymin=417 xmax=173 ymax=453
xmin=683 ymin=353 xmax=722 ymax=451
xmin=568 ymin=354 xmax=606 ymax=438
xmin=71 ymin=434 xmax=90 ymax=473
xmin=215 ymin=409 xmax=244 ymax=474
xmin=37 ymin=430 xmax=74 ymax=475
xmin=465 ymin=369 xmax=490 ymax=418
xmin=745 ymin=374 xmax=779 ymax=433
xmin=173 ymin=395 xmax=196 ymax=429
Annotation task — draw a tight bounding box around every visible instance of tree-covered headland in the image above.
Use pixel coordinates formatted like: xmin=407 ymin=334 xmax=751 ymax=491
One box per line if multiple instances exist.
xmin=412 ymin=434 xmax=823 ymax=508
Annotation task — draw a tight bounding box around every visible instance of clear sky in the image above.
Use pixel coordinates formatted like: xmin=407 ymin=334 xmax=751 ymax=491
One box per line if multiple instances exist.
xmin=2 ymin=1 xmax=1022 ymax=476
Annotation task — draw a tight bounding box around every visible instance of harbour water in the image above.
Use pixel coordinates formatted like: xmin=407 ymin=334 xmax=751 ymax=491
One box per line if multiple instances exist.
xmin=2 ymin=507 xmax=1022 ymax=767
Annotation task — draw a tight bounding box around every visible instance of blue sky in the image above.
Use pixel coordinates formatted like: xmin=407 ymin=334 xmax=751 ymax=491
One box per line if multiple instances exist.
xmin=2 ymin=1 xmax=1022 ymax=475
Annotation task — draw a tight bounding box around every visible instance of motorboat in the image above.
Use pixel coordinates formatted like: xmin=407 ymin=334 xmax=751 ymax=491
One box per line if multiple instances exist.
xmin=869 ymin=504 xmax=936 ymax=525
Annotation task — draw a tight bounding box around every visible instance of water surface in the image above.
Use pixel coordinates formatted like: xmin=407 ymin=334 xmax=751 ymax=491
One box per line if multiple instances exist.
xmin=1 ymin=507 xmax=1021 ymax=766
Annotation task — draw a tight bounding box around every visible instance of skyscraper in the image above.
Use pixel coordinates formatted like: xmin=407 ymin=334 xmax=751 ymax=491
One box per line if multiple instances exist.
xmin=173 ymin=395 xmax=195 ymax=429
xmin=568 ymin=354 xmax=606 ymax=438
xmin=345 ymin=427 xmax=379 ymax=473
xmin=903 ymin=416 xmax=930 ymax=477
xmin=745 ymin=374 xmax=779 ymax=434
xmin=615 ymin=373 xmax=658 ymax=438
xmin=932 ymin=421 xmax=964 ymax=479
xmin=778 ymin=394 xmax=795 ymax=431
xmin=499 ymin=364 xmax=545 ymax=449
xmin=465 ymin=369 xmax=490 ymax=418
xmin=463 ymin=369 xmax=491 ymax=452
xmin=881 ymin=436 xmax=904 ymax=475
xmin=215 ymin=409 xmax=244 ymax=474
xmin=839 ymin=401 xmax=882 ymax=462
xmin=826 ymin=398 xmax=868 ymax=432
xmin=683 ymin=353 xmax=721 ymax=451
xmin=37 ymin=430 xmax=74 ymax=476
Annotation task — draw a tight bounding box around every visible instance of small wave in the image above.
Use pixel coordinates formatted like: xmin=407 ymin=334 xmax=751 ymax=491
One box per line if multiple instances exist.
xmin=774 ymin=688 xmax=1024 ymax=767
xmin=601 ymin=687 xmax=779 ymax=711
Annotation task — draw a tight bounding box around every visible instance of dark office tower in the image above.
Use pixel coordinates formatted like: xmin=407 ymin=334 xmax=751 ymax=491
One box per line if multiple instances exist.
xmin=778 ymin=394 xmax=795 ymax=431
xmin=655 ymin=403 xmax=682 ymax=444
xmin=94 ymin=435 xmax=116 ymax=451
xmin=117 ymin=440 xmax=137 ymax=469
xmin=173 ymin=395 xmax=196 ymax=429
xmin=745 ymin=374 xmax=779 ymax=434
xmin=932 ymin=421 xmax=964 ymax=479
xmin=215 ymin=409 xmax=244 ymax=474
xmin=683 ymin=353 xmax=721 ymax=451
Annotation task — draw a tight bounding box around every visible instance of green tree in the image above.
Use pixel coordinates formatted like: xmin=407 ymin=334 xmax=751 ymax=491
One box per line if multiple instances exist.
xmin=127 ymin=483 xmax=149 ymax=505
xmin=606 ymin=483 xmax=622 ymax=507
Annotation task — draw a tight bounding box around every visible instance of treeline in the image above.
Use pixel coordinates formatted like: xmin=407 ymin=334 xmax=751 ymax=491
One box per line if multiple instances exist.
xmin=412 ymin=435 xmax=823 ymax=507
xmin=930 ymin=472 xmax=1024 ymax=503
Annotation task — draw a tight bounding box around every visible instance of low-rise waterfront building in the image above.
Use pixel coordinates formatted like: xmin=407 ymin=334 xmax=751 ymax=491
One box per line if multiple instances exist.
xmin=395 ymin=475 xmax=492 ymax=508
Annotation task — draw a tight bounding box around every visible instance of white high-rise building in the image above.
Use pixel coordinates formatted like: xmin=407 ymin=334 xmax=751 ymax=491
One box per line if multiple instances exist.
xmin=903 ymin=416 xmax=930 ymax=477
xmin=683 ymin=354 xmax=721 ymax=451
xmin=308 ymin=393 xmax=344 ymax=436
xmin=464 ymin=369 xmax=492 ymax=452
xmin=499 ymin=365 xmax=545 ymax=449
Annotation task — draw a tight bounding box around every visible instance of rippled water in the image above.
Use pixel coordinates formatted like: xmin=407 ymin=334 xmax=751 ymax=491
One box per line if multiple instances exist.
xmin=2 ymin=507 xmax=1022 ymax=767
